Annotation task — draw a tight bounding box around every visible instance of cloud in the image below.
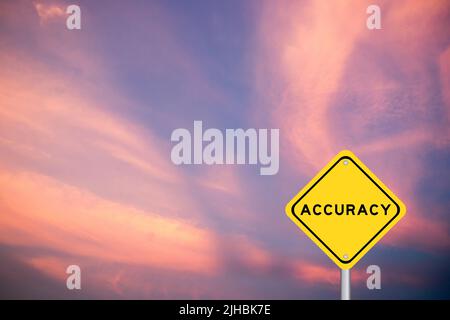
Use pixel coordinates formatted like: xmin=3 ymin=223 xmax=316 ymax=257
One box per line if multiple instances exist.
xmin=292 ymin=262 xmax=340 ymax=285
xmin=254 ymin=0 xmax=369 ymax=172
xmin=383 ymin=212 xmax=450 ymax=252
xmin=0 ymin=0 xmax=448 ymax=298
xmin=0 ymin=16 xmax=223 ymax=286
xmin=33 ymin=2 xmax=66 ymax=24
xmin=254 ymin=0 xmax=450 ymax=255
xmin=0 ymin=12 xmax=270 ymax=296
xmin=0 ymin=170 xmax=218 ymax=274
xmin=0 ymin=34 xmax=204 ymax=217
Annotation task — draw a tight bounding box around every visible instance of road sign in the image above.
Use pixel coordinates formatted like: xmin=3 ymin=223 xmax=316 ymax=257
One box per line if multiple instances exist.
xmin=285 ymin=150 xmax=406 ymax=269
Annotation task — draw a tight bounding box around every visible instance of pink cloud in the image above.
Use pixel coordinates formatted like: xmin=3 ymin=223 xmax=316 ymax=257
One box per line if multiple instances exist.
xmin=253 ymin=0 xmax=450 ymax=255
xmin=254 ymin=0 xmax=450 ymax=174
xmin=0 ymin=170 xmax=219 ymax=274
xmin=292 ymin=262 xmax=340 ymax=285
xmin=33 ymin=2 xmax=66 ymax=24
xmin=0 ymin=26 xmax=224 ymax=282
xmin=0 ymin=0 xmax=447 ymax=298
xmin=382 ymin=210 xmax=450 ymax=252
xmin=356 ymin=129 xmax=442 ymax=156
xmin=292 ymin=261 xmax=425 ymax=288
xmin=254 ymin=1 xmax=370 ymax=172
xmin=0 ymin=25 xmax=263 ymax=294
xmin=27 ymin=256 xmax=69 ymax=282
xmin=0 ymin=36 xmax=209 ymax=218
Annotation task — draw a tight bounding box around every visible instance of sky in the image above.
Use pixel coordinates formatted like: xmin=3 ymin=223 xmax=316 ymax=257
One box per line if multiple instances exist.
xmin=0 ymin=0 xmax=449 ymax=299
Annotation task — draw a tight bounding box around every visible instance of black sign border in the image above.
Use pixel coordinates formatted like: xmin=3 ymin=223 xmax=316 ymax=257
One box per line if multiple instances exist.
xmin=291 ymin=155 xmax=401 ymax=265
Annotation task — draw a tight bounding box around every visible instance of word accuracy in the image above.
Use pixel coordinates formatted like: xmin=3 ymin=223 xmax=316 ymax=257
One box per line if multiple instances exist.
xmin=171 ymin=121 xmax=279 ymax=175
xmin=299 ymin=203 xmax=392 ymax=216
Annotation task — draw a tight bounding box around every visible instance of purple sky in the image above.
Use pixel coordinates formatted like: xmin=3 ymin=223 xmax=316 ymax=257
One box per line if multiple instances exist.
xmin=0 ymin=0 xmax=449 ymax=299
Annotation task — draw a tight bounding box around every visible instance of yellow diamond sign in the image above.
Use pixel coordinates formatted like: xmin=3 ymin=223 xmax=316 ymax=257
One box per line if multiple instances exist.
xmin=285 ymin=150 xmax=406 ymax=269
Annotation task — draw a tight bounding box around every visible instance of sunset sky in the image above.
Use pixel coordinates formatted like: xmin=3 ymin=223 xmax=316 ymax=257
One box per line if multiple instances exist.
xmin=0 ymin=0 xmax=449 ymax=299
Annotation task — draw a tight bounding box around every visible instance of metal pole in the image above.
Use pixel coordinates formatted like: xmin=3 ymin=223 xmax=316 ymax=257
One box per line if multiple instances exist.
xmin=341 ymin=269 xmax=351 ymax=300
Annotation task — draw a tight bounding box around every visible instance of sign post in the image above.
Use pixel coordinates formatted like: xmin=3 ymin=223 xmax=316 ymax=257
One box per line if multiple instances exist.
xmin=285 ymin=150 xmax=406 ymax=299
xmin=341 ymin=269 xmax=350 ymax=300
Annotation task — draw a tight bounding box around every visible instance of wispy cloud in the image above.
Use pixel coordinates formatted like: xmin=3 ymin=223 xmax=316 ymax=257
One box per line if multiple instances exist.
xmin=254 ymin=0 xmax=450 ymax=255
xmin=33 ymin=2 xmax=66 ymax=24
xmin=0 ymin=0 xmax=448 ymax=298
